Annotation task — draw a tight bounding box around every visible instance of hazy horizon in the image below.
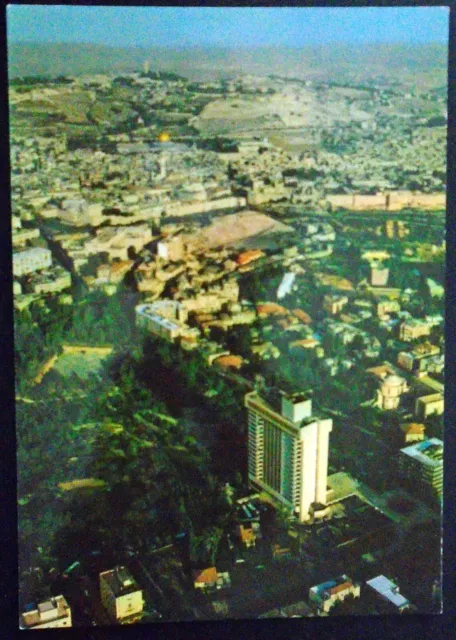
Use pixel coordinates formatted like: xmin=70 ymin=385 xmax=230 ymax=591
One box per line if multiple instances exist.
xmin=9 ymin=40 xmax=449 ymax=49
xmin=7 ymin=6 xmax=450 ymax=48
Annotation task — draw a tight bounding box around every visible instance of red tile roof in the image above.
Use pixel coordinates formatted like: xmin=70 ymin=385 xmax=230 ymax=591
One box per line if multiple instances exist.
xmin=328 ymin=581 xmax=352 ymax=596
xmin=192 ymin=568 xmax=218 ymax=584
xmin=290 ymin=338 xmax=319 ymax=349
xmin=239 ymin=525 xmax=256 ymax=543
xmin=292 ymin=309 xmax=313 ymax=324
xmin=214 ymin=355 xmax=244 ymax=370
xmin=256 ymin=303 xmax=287 ymax=316
xmin=401 ymin=423 xmax=426 ymax=435
xmin=236 ymin=250 xmax=265 ymax=266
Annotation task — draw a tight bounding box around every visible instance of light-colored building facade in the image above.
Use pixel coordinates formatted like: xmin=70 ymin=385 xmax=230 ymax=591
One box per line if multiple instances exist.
xmin=397 ymin=351 xmax=415 ymax=372
xmin=136 ymin=302 xmax=185 ymax=341
xmin=99 ymin=566 xmax=143 ymax=624
xmin=415 ymin=393 xmax=444 ymax=420
xmin=13 ymin=247 xmax=52 ymax=277
xmin=399 ymin=438 xmax=443 ymax=503
xmin=398 ymin=343 xmax=440 ymax=373
xmin=164 ymin=195 xmax=246 ymax=218
xmin=157 ymin=234 xmax=185 ymax=262
xmin=12 ymin=227 xmax=40 ymax=247
xmin=29 ymin=267 xmax=72 ymax=295
xmin=20 ymin=595 xmax=72 ymax=630
xmin=323 ymin=294 xmax=348 ymax=315
xmin=245 ymin=391 xmax=333 ymax=523
xmin=399 ymin=319 xmax=432 ymax=342
xmin=178 ymin=279 xmax=240 ymax=314
xmin=309 ymin=575 xmax=360 ymax=614
xmin=135 ymin=301 xmax=198 ymax=342
xmin=370 ymin=264 xmax=389 ymax=287
xmin=377 ymin=299 xmax=400 ymax=318
xmin=400 ymin=423 xmax=426 ymax=444
xmin=85 ymin=225 xmax=153 ymax=261
xmin=377 ymin=374 xmax=408 ymax=410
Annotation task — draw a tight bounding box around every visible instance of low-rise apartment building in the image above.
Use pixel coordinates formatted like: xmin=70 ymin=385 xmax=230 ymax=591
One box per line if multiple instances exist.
xmin=415 ymin=392 xmax=444 ymax=420
xmin=20 ymin=596 xmax=72 ymax=630
xmin=85 ymin=225 xmax=153 ymax=261
xmin=366 ymin=575 xmax=410 ymax=613
xmin=400 ymin=423 xmax=426 ymax=444
xmin=177 ymin=279 xmax=240 ymax=314
xmin=399 ymin=319 xmax=432 ymax=342
xmin=27 ymin=266 xmax=72 ymax=295
xmin=13 ymin=247 xmax=52 ymax=277
xmin=398 ymin=342 xmax=440 ymax=373
xmin=99 ymin=566 xmax=143 ymax=624
xmin=309 ymin=575 xmax=360 ymax=614
xmin=135 ymin=301 xmax=198 ymax=342
xmin=12 ymin=227 xmax=40 ymax=247
xmin=370 ymin=264 xmax=389 ymax=287
xmin=377 ymin=299 xmax=400 ymax=318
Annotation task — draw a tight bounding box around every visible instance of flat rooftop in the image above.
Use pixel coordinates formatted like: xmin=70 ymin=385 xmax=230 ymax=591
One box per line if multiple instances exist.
xmin=401 ymin=438 xmax=443 ymax=467
xmin=100 ymin=567 xmax=140 ymax=598
xmin=136 ymin=304 xmax=183 ymax=331
xmin=21 ymin=596 xmax=70 ymax=629
xmin=285 ymin=391 xmax=311 ymax=403
xmin=14 ymin=247 xmax=51 ymax=259
xmin=246 ymin=390 xmax=319 ymax=430
xmin=366 ymin=575 xmax=409 ymax=610
xmin=310 ymin=575 xmax=354 ymax=599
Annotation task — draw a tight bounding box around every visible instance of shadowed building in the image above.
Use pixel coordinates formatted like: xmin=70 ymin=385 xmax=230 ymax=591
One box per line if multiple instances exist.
xmin=399 ymin=438 xmax=443 ymax=504
xmin=99 ymin=566 xmax=143 ymax=624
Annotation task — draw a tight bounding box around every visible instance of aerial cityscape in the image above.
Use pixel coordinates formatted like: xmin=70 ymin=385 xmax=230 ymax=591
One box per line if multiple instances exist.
xmin=9 ymin=6 xmax=446 ymax=628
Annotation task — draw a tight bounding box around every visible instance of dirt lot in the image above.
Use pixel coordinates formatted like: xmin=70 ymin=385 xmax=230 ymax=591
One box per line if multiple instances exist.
xmin=189 ymin=210 xmax=294 ymax=251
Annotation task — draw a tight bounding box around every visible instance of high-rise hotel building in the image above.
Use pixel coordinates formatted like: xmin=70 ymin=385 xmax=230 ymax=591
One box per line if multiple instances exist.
xmin=245 ymin=390 xmax=333 ymax=522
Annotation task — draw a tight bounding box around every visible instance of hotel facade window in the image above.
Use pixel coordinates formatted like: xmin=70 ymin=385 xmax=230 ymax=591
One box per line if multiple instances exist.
xmin=245 ymin=391 xmax=333 ymax=522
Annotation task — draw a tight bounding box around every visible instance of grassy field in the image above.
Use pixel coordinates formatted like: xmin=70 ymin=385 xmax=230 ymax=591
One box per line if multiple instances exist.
xmin=52 ymin=351 xmax=110 ymax=379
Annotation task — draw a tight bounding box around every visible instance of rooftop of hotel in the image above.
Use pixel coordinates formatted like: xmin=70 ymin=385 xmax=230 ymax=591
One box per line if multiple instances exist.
xmin=246 ymin=389 xmax=324 ymax=429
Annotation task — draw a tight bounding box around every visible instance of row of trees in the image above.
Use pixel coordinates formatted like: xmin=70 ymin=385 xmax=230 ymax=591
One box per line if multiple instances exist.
xmin=14 ymin=289 xmax=138 ymax=389
xmin=14 ymin=300 xmax=73 ymax=387
xmin=48 ymin=352 xmax=238 ymax=574
xmin=134 ymin=335 xmax=245 ymax=427
xmin=17 ymin=297 xmax=248 ymax=601
xmin=65 ymin=289 xmax=136 ymax=347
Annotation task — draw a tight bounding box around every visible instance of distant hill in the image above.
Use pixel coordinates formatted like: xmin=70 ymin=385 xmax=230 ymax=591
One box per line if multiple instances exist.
xmin=7 ymin=42 xmax=448 ymax=87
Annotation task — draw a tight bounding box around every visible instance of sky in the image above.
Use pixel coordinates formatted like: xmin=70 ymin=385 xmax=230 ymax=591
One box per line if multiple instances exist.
xmin=7 ymin=6 xmax=450 ymax=48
